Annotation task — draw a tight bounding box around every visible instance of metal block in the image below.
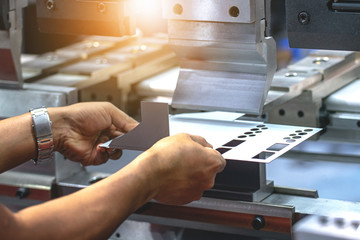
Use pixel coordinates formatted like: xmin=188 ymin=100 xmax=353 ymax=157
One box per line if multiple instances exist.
xmin=56 ymin=38 xmax=124 ymax=59
xmin=288 ymin=53 xmax=352 ymax=80
xmin=286 ymin=0 xmax=360 ymax=51
xmin=163 ymin=0 xmax=256 ymax=23
xmin=59 ymin=55 xmax=132 ymax=89
xmin=0 ymin=171 xmax=55 ymax=202
xmin=267 ymin=51 xmax=360 ymax=128
xmin=263 ymin=68 xmax=322 ymax=112
xmin=0 ymin=88 xmax=65 ymax=117
xmin=35 ymin=73 xmax=90 ymax=87
xmin=165 ymin=0 xmax=276 ymax=115
xmin=172 ymin=69 xmax=269 ymax=114
xmin=325 ymin=79 xmax=360 ymax=113
xmin=22 ymin=52 xmax=80 ymax=77
xmin=134 ymin=67 xmax=179 ymax=98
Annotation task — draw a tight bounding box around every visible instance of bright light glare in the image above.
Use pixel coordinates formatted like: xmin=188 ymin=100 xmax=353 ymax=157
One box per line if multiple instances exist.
xmin=135 ymin=0 xmax=161 ymax=14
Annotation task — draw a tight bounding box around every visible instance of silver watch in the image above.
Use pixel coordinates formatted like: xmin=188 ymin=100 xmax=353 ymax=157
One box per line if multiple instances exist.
xmin=30 ymin=107 xmax=54 ymax=164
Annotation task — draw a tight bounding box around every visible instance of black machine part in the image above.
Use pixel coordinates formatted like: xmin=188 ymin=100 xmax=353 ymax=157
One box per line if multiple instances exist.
xmin=286 ymin=0 xmax=360 ymax=51
xmin=0 ymin=0 xmax=10 ymax=30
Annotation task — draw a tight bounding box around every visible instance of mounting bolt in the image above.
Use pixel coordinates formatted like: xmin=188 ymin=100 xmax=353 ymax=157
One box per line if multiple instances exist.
xmin=16 ymin=187 xmax=30 ymax=199
xmin=298 ymin=11 xmax=310 ymax=25
xmin=46 ymin=0 xmax=55 ymax=11
xmin=229 ymin=6 xmax=240 ymax=18
xmin=173 ymin=4 xmax=183 ymax=15
xmin=97 ymin=2 xmax=106 ymax=13
xmin=252 ymin=215 xmax=266 ymax=230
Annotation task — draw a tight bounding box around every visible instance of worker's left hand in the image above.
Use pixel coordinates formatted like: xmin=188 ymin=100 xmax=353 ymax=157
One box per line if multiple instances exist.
xmin=48 ymin=102 xmax=138 ymax=166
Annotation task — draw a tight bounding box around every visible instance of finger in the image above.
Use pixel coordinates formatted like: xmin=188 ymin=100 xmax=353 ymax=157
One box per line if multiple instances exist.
xmin=191 ymin=191 xmax=204 ymax=201
xmin=110 ymin=130 xmax=124 ymax=139
xmin=108 ymin=104 xmax=139 ymax=132
xmin=108 ymin=148 xmax=123 ymax=160
xmin=205 ymin=147 xmax=227 ymax=173
xmin=93 ymin=147 xmax=110 ymax=165
xmin=189 ymin=135 xmax=213 ymax=148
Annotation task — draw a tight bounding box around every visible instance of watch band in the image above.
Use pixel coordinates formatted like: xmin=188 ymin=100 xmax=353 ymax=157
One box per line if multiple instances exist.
xmin=30 ymin=107 xmax=54 ymax=164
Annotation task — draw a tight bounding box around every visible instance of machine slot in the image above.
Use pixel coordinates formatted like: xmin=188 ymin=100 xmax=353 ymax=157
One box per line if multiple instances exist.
xmin=330 ymin=1 xmax=360 ymax=12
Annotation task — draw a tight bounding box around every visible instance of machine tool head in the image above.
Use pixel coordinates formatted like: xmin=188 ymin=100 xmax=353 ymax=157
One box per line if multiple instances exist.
xmin=163 ymin=0 xmax=277 ymax=115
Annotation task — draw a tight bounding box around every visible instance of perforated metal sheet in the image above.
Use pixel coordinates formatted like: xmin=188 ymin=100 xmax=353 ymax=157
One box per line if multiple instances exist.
xmin=170 ymin=112 xmax=321 ymax=163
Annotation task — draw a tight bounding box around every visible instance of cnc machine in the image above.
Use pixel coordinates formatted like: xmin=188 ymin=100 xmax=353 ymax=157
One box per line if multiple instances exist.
xmin=1 ymin=1 xmax=360 ymax=239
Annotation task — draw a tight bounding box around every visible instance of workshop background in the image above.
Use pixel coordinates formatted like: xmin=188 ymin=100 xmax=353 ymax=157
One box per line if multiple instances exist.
xmin=1 ymin=0 xmax=360 ymax=239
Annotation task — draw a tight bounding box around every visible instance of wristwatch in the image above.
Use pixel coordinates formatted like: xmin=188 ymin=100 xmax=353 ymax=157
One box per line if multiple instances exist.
xmin=30 ymin=107 xmax=54 ymax=164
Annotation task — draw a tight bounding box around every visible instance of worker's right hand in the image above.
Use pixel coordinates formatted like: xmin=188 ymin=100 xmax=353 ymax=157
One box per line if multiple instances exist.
xmin=133 ymin=133 xmax=226 ymax=205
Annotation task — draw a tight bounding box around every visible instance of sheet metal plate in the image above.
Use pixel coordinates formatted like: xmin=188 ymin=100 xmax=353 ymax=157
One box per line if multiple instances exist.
xmin=170 ymin=112 xmax=321 ymax=163
xmin=100 ymin=102 xmax=169 ymax=151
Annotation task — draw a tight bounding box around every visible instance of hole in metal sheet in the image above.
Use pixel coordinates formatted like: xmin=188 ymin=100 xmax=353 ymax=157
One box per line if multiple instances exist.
xmin=262 ymin=127 xmax=268 ymax=130
xmin=279 ymin=109 xmax=285 ymax=116
xmin=295 ymin=130 xmax=303 ymax=133
xmin=249 ymin=134 xmax=256 ymax=137
xmin=351 ymin=221 xmax=360 ymax=230
xmin=223 ymin=139 xmax=245 ymax=147
xmin=251 ymin=128 xmax=259 ymax=131
xmin=255 ymin=131 xmax=262 ymax=133
xmin=292 ymin=136 xmax=302 ymax=139
xmin=284 ymin=137 xmax=290 ymax=140
xmin=267 ymin=143 xmax=289 ymax=151
xmin=253 ymin=151 xmax=275 ymax=160
xmin=304 ymin=129 xmax=313 ymax=132
xmin=298 ymin=132 xmax=308 ymax=136
xmin=357 ymin=121 xmax=360 ymax=128
xmin=238 ymin=135 xmax=247 ymax=138
xmin=216 ymin=148 xmax=231 ymax=154
xmin=257 ymin=125 xmax=266 ymax=128
xmin=290 ymin=134 xmax=296 ymax=136
xmin=286 ymin=139 xmax=296 ymax=143
xmin=245 ymin=132 xmax=253 ymax=135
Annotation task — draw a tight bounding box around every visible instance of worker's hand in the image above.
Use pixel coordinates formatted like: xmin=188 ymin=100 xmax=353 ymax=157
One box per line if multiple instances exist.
xmin=134 ymin=133 xmax=226 ymax=205
xmin=48 ymin=102 xmax=138 ymax=166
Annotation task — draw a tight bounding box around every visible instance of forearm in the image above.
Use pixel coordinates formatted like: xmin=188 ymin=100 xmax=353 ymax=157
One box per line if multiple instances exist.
xmin=0 ymin=114 xmax=36 ymax=172
xmin=3 ymin=151 xmax=157 ymax=240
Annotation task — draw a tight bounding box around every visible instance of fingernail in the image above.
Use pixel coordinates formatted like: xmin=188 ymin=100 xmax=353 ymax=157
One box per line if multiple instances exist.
xmin=97 ymin=146 xmax=106 ymax=152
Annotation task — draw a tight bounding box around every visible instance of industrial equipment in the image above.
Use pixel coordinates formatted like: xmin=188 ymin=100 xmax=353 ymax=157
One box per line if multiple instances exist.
xmin=1 ymin=0 xmax=360 ymax=239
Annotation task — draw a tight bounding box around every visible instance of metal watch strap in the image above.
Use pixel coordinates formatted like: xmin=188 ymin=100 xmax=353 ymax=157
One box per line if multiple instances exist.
xmin=30 ymin=107 xmax=54 ymax=164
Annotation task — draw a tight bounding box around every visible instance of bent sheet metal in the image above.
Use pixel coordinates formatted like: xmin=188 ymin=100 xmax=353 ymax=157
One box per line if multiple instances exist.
xmin=100 ymin=102 xmax=169 ymax=151
xmin=101 ymin=102 xmax=321 ymax=163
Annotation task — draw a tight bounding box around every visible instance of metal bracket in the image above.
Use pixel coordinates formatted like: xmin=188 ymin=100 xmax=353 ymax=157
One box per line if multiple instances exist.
xmin=100 ymin=102 xmax=169 ymax=151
